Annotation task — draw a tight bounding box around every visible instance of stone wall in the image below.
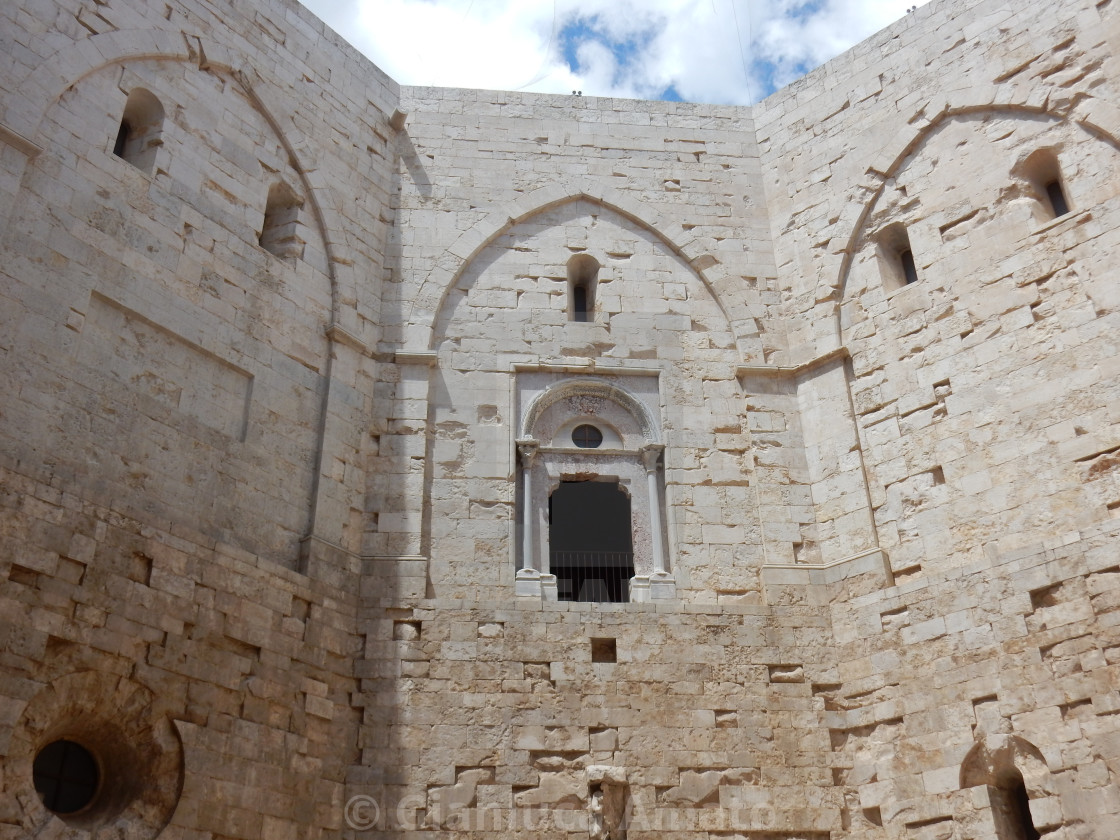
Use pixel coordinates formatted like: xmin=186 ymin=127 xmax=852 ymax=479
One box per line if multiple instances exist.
xmin=2 ymin=0 xmax=1120 ymax=838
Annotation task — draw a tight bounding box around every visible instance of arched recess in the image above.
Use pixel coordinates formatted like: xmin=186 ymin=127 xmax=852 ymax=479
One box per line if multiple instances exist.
xmin=961 ymin=735 xmax=1055 ymax=838
xmin=5 ymin=28 xmax=373 ymax=344
xmin=960 ymin=734 xmax=1052 ymax=794
xmin=405 ymin=181 xmax=753 ymax=357
xmin=10 ymin=29 xmax=390 ymax=564
xmin=827 ymin=93 xmax=1120 ymax=324
xmin=520 ymin=378 xmax=660 ymax=444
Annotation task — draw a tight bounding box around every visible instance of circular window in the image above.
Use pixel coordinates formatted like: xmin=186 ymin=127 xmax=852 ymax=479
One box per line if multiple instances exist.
xmin=572 ymin=424 xmax=604 ymax=448
xmin=33 ymin=739 xmax=99 ymax=814
xmin=11 ymin=672 xmax=183 ymax=838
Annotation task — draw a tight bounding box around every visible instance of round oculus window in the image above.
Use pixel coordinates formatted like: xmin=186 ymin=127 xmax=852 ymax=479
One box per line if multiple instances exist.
xmin=571 ymin=424 xmax=604 ymax=448
xmin=33 ymin=739 xmax=100 ymax=814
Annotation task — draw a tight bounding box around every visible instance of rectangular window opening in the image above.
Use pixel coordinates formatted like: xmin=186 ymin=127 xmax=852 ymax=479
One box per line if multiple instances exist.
xmin=900 ymin=248 xmax=919 ymax=285
xmin=1045 ymin=180 xmax=1070 ymax=217
xmin=549 ymin=480 xmax=633 ymax=603
xmin=573 ymin=283 xmax=590 ymax=321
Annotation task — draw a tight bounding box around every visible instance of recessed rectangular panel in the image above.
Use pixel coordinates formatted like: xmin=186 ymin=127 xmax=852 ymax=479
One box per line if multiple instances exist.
xmin=80 ymin=292 xmax=252 ymax=439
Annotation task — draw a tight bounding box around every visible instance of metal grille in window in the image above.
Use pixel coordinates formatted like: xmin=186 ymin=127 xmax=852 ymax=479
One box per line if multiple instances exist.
xmin=551 ymin=551 xmax=634 ymax=603
xmin=572 ymin=424 xmax=603 ymax=448
xmin=33 ymin=740 xmax=99 ymax=814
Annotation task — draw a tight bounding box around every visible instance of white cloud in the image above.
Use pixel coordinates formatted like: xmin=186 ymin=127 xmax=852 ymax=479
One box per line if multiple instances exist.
xmin=297 ymin=0 xmax=930 ymax=105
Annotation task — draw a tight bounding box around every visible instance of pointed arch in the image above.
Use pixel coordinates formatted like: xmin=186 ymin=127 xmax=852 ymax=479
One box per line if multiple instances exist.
xmin=6 ymin=31 xmax=393 ymax=558
xmin=960 ymin=734 xmax=1052 ymax=794
xmin=404 ymin=181 xmax=752 ymax=355
xmin=3 ymin=29 xmax=387 ymax=345
xmin=826 ymin=93 xmax=1120 ymax=325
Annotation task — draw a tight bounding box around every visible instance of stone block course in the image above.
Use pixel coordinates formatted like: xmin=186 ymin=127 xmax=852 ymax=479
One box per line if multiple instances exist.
xmin=3 ymin=0 xmax=1120 ymax=837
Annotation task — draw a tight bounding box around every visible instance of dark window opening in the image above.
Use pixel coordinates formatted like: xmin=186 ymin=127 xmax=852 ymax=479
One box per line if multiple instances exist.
xmin=549 ymin=480 xmax=633 ymax=603
xmin=113 ymin=88 xmax=164 ymax=173
xmin=259 ymin=181 xmax=305 ymax=260
xmin=900 ymin=248 xmax=919 ymax=285
xmin=1045 ymin=180 xmax=1069 ymax=218
xmin=567 ymin=254 xmax=600 ymax=322
xmin=573 ymin=283 xmax=590 ymax=321
xmin=989 ymin=771 xmax=1041 ymax=840
xmin=591 ymin=638 xmax=617 ymax=662
xmin=572 ymin=424 xmax=603 ymax=448
xmin=33 ymin=739 xmax=99 ymax=814
xmin=112 ymin=121 xmax=131 ymax=158
xmin=1008 ymin=776 xmax=1041 ymax=840
xmin=1016 ymin=149 xmax=1071 ymax=223
xmin=877 ymin=222 xmax=919 ymax=291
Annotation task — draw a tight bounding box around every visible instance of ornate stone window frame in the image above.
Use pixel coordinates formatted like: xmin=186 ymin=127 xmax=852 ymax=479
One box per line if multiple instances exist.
xmin=514 ymin=376 xmax=675 ymax=602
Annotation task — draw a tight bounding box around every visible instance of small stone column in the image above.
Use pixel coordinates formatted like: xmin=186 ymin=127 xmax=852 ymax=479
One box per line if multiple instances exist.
xmin=640 ymin=445 xmax=667 ymax=574
xmin=633 ymin=443 xmax=675 ymax=600
xmin=515 ymin=439 xmax=544 ymax=597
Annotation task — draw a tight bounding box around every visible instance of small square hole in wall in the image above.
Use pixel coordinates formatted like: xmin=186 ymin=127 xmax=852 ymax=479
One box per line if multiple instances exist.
xmin=591 ymin=638 xmax=616 ymax=663
xmin=393 ymin=620 xmax=422 ymax=641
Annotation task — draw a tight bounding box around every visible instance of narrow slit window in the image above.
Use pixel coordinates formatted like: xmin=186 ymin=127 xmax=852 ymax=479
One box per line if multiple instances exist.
xmin=1045 ymin=180 xmax=1069 ymax=218
xmin=899 ymin=248 xmax=919 ymax=286
xmin=1007 ymin=775 xmax=1041 ymax=840
xmin=259 ymin=181 xmax=305 ymax=261
xmin=113 ymin=88 xmax=164 ymax=174
xmin=567 ymin=254 xmax=600 ymax=322
xmin=1017 ymin=149 xmax=1071 ymax=222
xmin=876 ymin=223 xmax=920 ymax=291
xmin=112 ymin=121 xmax=130 ymax=158
xmin=573 ymin=284 xmax=589 ymax=321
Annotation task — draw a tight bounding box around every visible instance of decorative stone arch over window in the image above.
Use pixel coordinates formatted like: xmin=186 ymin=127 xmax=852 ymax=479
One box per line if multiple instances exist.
xmin=515 ymin=377 xmax=674 ymax=602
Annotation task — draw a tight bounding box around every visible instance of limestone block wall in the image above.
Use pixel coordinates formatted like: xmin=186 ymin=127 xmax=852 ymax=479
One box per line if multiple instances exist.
xmin=823 ymin=518 xmax=1120 ymax=839
xmin=413 ymin=197 xmax=753 ymax=601
xmin=4 ymin=0 xmax=1120 ymax=838
xmin=754 ymin=0 xmax=1120 ymax=581
xmin=748 ymin=0 xmax=1120 ymax=835
xmin=0 ymin=0 xmax=395 ymax=836
xmin=358 ymin=599 xmax=842 ymax=839
xmin=0 ymin=0 xmax=399 ymax=567
xmin=371 ymin=87 xmax=783 ymax=576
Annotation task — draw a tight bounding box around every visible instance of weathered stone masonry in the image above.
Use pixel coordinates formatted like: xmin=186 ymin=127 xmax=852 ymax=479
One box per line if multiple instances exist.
xmin=3 ymin=0 xmax=1120 ymax=838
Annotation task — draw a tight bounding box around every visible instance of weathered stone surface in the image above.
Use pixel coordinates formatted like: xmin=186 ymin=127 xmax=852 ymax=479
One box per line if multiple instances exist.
xmin=2 ymin=0 xmax=1120 ymax=838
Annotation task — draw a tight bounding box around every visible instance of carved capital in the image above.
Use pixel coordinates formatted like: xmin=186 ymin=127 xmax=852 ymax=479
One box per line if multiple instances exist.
xmin=516 ymin=438 xmax=539 ymax=467
xmin=639 ymin=443 xmax=664 ymax=472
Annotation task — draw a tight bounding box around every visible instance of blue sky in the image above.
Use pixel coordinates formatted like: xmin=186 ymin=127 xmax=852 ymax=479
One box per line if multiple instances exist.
xmin=296 ymin=0 xmax=930 ymax=106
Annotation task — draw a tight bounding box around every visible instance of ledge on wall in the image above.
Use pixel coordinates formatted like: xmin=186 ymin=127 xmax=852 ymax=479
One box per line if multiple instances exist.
xmin=760 ymin=548 xmax=892 ymax=606
xmin=361 ymin=555 xmax=430 ymax=602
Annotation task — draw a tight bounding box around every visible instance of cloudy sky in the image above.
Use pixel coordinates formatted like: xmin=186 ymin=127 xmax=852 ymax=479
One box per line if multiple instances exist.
xmin=294 ymin=0 xmax=931 ymax=106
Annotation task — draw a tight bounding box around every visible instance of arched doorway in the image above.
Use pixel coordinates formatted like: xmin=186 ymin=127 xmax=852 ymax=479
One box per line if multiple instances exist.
xmin=548 ymin=480 xmax=634 ymax=602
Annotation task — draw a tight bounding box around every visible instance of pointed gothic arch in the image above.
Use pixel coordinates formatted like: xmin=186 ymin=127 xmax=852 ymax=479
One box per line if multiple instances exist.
xmin=2 ymin=29 xmax=385 ymax=345
xmin=824 ymin=94 xmax=1120 ymax=325
xmin=6 ymin=33 xmax=393 ymax=560
xmin=405 ymin=181 xmax=752 ymax=356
